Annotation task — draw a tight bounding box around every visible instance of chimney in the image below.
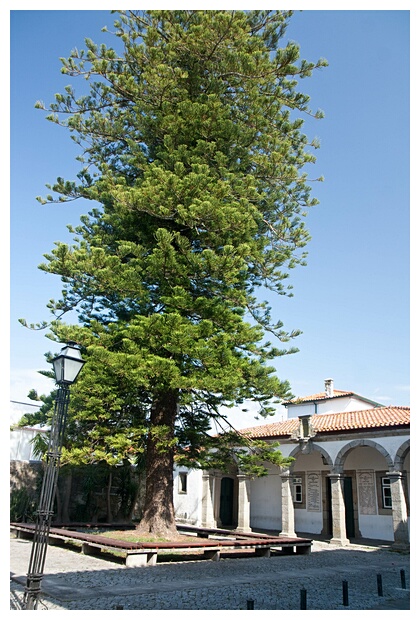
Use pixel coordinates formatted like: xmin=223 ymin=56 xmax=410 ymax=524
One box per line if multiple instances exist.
xmin=325 ymin=378 xmax=334 ymax=398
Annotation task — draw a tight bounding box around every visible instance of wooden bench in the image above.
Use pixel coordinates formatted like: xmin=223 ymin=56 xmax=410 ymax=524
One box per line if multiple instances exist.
xmin=10 ymin=522 xmax=312 ymax=567
xmin=177 ymin=524 xmax=313 ymax=554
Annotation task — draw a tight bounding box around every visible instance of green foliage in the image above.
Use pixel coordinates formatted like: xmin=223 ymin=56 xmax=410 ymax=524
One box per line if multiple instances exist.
xmin=23 ymin=11 xmax=326 ymax=503
xmin=38 ymin=461 xmax=140 ymax=523
xmin=175 ymin=426 xmax=293 ymax=477
xmin=14 ymin=384 xmax=56 ymax=430
xmin=10 ymin=488 xmax=38 ymax=523
xmin=30 ymin=432 xmax=49 ymax=460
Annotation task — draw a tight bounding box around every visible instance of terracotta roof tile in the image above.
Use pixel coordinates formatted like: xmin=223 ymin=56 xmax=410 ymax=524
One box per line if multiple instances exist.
xmin=240 ymin=407 xmax=410 ymax=439
xmin=287 ymin=390 xmax=354 ymax=403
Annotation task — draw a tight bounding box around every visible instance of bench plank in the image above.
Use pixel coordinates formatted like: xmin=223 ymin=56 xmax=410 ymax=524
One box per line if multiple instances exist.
xmin=10 ymin=522 xmax=312 ymax=567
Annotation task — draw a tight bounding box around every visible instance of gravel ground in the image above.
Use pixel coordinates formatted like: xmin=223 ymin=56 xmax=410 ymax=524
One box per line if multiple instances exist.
xmin=10 ymin=536 xmax=410 ymax=611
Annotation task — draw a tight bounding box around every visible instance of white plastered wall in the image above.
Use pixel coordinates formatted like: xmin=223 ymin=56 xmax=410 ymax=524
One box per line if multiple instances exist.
xmin=173 ymin=467 xmax=203 ymax=526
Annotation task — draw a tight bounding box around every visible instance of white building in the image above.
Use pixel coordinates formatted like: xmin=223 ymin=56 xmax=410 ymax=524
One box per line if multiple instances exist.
xmin=10 ymin=400 xmax=45 ymax=462
xmin=10 ymin=426 xmax=47 ymax=462
xmin=10 ymin=382 xmax=409 ymax=547
xmin=173 ymin=379 xmax=410 ymax=548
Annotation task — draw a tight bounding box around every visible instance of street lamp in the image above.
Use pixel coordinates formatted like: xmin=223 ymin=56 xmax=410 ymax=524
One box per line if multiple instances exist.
xmin=23 ymin=342 xmax=85 ymax=610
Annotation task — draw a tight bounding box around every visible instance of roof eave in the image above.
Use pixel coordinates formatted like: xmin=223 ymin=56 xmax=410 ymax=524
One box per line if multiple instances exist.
xmin=285 ymin=393 xmax=384 ymax=408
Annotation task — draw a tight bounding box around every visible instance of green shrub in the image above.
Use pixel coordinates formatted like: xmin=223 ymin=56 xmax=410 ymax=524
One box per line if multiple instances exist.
xmin=10 ymin=488 xmax=38 ymax=522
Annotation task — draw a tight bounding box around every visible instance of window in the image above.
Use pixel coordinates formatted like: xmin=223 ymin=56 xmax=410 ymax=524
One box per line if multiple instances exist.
xmin=381 ymin=477 xmax=392 ymax=509
xmin=178 ymin=472 xmax=188 ymax=494
xmin=376 ymin=471 xmax=409 ymax=515
xmin=291 ymin=472 xmax=306 ymax=508
xmin=293 ymin=476 xmax=303 ymax=503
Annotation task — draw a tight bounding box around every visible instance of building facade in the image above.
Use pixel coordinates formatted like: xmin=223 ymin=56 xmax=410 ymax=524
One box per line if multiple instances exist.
xmin=10 ymin=426 xmax=48 ymax=462
xmin=174 ymin=380 xmax=410 ymax=548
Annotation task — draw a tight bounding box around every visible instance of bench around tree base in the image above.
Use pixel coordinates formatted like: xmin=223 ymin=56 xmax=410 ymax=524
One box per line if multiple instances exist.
xmin=10 ymin=523 xmax=312 ymax=567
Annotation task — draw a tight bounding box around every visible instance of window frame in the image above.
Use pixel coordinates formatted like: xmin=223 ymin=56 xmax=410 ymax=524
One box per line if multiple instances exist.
xmin=375 ymin=471 xmax=394 ymax=514
xmin=381 ymin=476 xmax=392 ymax=509
xmin=178 ymin=472 xmax=188 ymax=494
xmin=292 ymin=473 xmax=306 ymax=508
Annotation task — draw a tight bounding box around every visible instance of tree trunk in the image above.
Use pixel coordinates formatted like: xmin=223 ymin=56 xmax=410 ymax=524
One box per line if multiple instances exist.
xmin=106 ymin=471 xmax=113 ymax=523
xmin=53 ymin=485 xmax=62 ymax=524
xmin=116 ymin=465 xmax=142 ymax=523
xmin=61 ymin=469 xmax=72 ymax=524
xmin=136 ymin=389 xmax=179 ymax=538
xmin=128 ymin=470 xmax=143 ymax=522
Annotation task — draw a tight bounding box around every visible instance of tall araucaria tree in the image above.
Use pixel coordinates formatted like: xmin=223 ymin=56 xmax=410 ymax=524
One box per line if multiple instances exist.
xmin=23 ymin=10 xmax=327 ymax=536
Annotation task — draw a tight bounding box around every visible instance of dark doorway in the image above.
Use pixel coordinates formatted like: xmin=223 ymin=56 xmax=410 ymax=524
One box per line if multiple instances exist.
xmin=219 ymin=477 xmax=234 ymax=526
xmin=326 ymin=476 xmax=355 ymax=538
xmin=343 ymin=476 xmax=355 ymax=538
xmin=326 ymin=476 xmax=332 ymax=535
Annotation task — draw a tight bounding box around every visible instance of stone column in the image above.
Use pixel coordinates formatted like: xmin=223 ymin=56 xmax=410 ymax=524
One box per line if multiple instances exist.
xmin=236 ymin=473 xmax=252 ymax=533
xmin=387 ymin=470 xmax=409 ymax=549
xmin=280 ymin=472 xmax=296 ymax=537
xmin=328 ymin=473 xmax=349 ymax=546
xmin=201 ymin=471 xmax=216 ymax=528
xmin=213 ymin=474 xmax=222 ymax=528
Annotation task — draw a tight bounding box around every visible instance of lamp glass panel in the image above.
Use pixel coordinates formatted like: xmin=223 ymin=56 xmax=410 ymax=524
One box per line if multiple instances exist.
xmin=52 ymin=356 xmax=64 ymax=383
xmin=63 ymin=356 xmax=84 ymax=383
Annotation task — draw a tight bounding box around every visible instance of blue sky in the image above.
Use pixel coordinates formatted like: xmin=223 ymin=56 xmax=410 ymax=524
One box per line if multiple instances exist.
xmin=8 ymin=7 xmax=411 ymax=428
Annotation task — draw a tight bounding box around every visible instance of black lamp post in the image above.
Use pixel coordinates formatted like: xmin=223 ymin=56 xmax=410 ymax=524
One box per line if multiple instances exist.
xmin=23 ymin=342 xmax=85 ymax=610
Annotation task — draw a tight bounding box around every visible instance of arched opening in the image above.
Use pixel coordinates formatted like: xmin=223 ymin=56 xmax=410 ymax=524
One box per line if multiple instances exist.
xmin=287 ymin=448 xmax=331 ymax=536
xmin=334 ymin=441 xmax=395 ymax=541
xmin=219 ymin=477 xmax=235 ymax=526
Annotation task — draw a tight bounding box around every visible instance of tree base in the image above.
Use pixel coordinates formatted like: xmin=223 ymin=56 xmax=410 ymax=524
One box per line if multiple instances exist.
xmin=136 ymin=517 xmax=179 ymax=539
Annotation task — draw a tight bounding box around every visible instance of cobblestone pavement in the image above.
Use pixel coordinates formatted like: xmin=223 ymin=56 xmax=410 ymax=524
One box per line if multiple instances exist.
xmin=10 ymin=536 xmax=411 ymax=611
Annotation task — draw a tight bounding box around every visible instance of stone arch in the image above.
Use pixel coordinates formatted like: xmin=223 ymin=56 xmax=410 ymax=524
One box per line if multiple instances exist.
xmin=394 ymin=439 xmax=410 ymax=470
xmin=288 ymin=442 xmax=334 ymax=468
xmin=334 ymin=439 xmax=393 ymax=472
